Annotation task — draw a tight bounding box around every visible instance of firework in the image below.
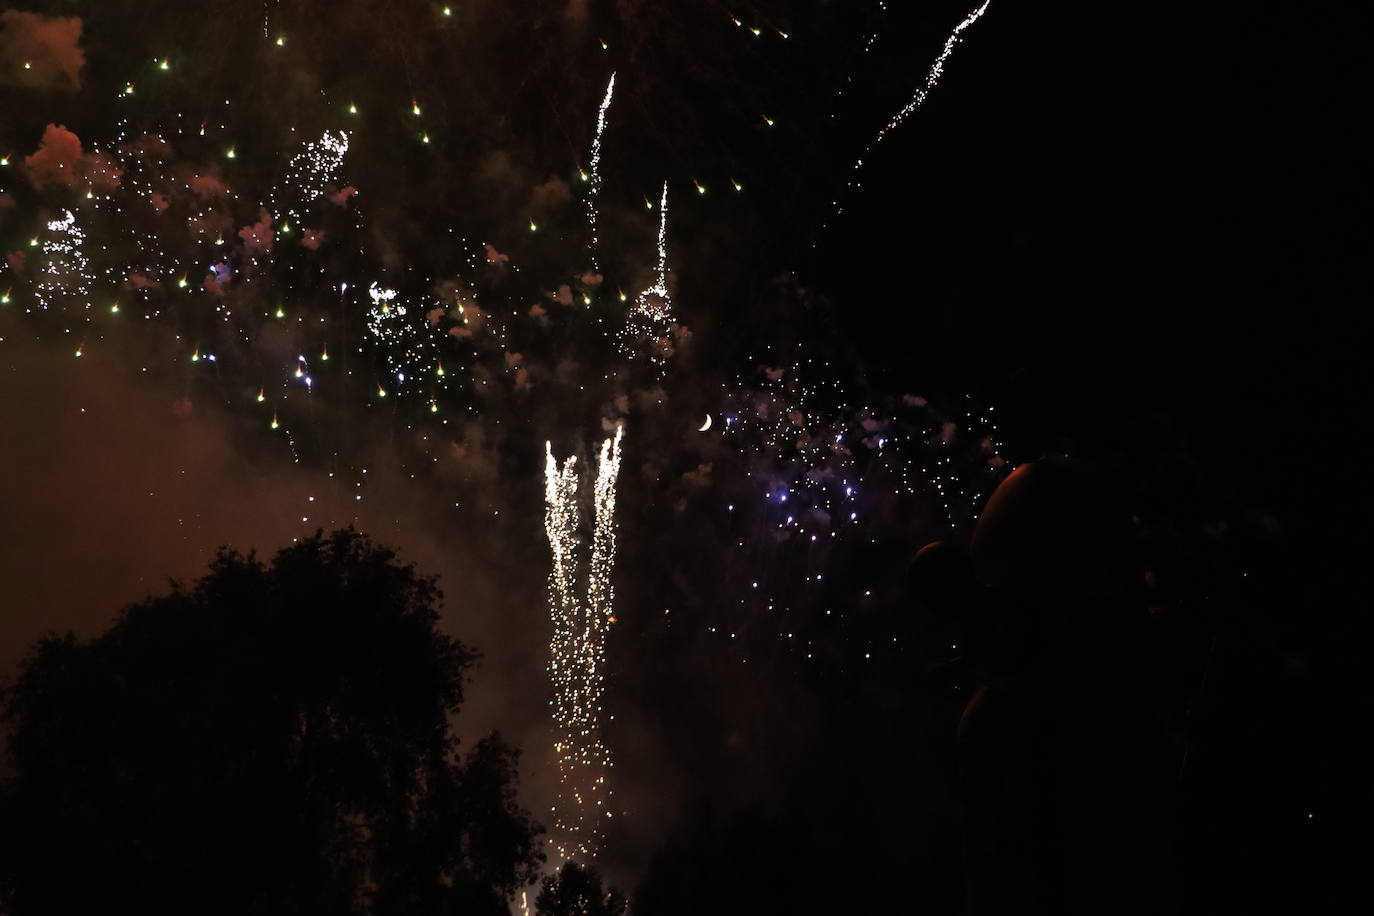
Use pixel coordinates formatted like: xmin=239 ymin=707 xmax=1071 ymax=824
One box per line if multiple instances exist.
xmin=835 ymin=0 xmax=992 ymax=216
xmin=544 ymin=425 xmax=625 ymax=860
xmin=622 ymin=182 xmax=673 ymax=365
xmin=586 ymin=74 xmax=616 ymax=271
xmin=272 ymin=130 xmax=349 ymax=227
xmin=33 ymin=210 xmax=91 ymax=314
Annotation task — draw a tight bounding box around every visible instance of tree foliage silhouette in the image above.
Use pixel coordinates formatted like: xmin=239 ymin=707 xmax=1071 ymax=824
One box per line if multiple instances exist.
xmin=0 ymin=528 xmax=543 ymax=916
xmin=535 ymin=861 xmax=626 ymax=916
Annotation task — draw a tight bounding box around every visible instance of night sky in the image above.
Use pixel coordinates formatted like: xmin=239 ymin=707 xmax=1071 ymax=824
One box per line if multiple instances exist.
xmin=1 ymin=0 xmax=1368 ymax=908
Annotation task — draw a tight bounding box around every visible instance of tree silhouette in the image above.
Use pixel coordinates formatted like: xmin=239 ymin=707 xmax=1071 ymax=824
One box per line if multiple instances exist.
xmin=0 ymin=528 xmax=543 ymax=916
xmin=535 ymin=862 xmax=626 ymax=916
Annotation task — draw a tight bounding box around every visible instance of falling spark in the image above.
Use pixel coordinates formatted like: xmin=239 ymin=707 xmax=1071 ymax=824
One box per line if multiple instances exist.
xmin=835 ymin=1 xmax=992 ymax=216
xmin=544 ymin=426 xmax=625 ymax=860
xmin=34 ymin=211 xmax=91 ymax=313
xmin=586 ymin=74 xmax=616 ymax=270
xmin=273 ymin=130 xmax=349 ymax=226
xmin=623 ymin=183 xmax=673 ymax=366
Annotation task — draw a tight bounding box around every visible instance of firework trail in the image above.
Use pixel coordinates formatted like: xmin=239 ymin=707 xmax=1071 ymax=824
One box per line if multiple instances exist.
xmin=544 ymin=425 xmax=625 ymax=860
xmin=833 ymin=0 xmax=992 ymax=217
xmin=622 ymin=182 xmax=673 ymax=364
xmin=586 ymin=74 xmax=616 ymax=271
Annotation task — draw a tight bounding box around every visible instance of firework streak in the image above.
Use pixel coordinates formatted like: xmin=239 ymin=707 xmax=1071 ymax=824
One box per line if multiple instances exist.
xmin=836 ymin=0 xmax=992 ymax=215
xmin=544 ymin=425 xmax=624 ymax=860
xmin=586 ymin=74 xmax=616 ymax=270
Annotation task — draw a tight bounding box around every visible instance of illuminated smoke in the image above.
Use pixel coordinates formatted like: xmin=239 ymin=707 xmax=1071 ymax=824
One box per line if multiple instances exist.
xmin=586 ymin=74 xmax=616 ymax=271
xmin=543 ymin=425 xmax=625 ymax=860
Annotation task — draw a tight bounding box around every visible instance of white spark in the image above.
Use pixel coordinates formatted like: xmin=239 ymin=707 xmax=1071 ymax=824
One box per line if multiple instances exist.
xmin=622 ymin=182 xmax=673 ymax=365
xmin=837 ymin=1 xmax=991 ymax=215
xmin=274 ymin=130 xmax=349 ymax=226
xmin=587 ymin=74 xmax=616 ymax=270
xmin=543 ymin=425 xmax=625 ymax=860
xmin=35 ymin=211 xmax=91 ymax=312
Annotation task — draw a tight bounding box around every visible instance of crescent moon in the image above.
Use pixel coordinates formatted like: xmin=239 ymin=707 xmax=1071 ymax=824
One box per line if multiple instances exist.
xmin=698 ymin=414 xmax=713 ymax=432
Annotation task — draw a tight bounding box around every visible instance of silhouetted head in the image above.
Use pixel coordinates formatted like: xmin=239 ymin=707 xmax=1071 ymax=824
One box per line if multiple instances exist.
xmin=908 ymin=540 xmax=978 ymax=622
xmin=970 ymin=458 xmax=1142 ymax=600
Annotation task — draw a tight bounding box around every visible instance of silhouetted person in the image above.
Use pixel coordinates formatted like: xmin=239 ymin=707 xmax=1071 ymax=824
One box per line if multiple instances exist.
xmin=940 ymin=459 xmax=1179 ymax=915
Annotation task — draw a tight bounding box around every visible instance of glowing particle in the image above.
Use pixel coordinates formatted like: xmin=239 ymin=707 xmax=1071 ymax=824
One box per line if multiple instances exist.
xmin=276 ymin=36 xmax=285 ymax=47
xmin=270 ymin=414 xmax=279 ymax=429
xmin=159 ymin=59 xmax=170 ymax=71
xmin=177 ymin=276 xmax=188 ymax=288
xmin=731 ymin=178 xmax=743 ymax=191
xmin=275 ymin=307 xmax=285 ymax=319
xmin=693 ymin=179 xmax=706 ymax=194
xmin=320 ymin=346 xmax=328 ymax=361
xmin=412 ymin=100 xmax=421 ymax=116
xmin=762 ymin=115 xmax=774 ymax=126
xmin=377 ymin=387 xmax=387 ymax=398
xmin=443 ymin=6 xmax=452 ymax=15
xmin=430 ymin=399 xmax=438 ymax=413
xmin=257 ymin=388 xmax=265 ymax=402
xmin=226 ymin=147 xmax=236 ymax=159
xmin=348 ymin=103 xmax=358 ymax=115
xmin=529 ymin=219 xmax=537 ymax=232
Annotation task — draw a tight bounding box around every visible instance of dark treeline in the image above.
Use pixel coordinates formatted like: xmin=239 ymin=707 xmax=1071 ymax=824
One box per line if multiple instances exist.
xmin=0 ymin=529 xmax=550 ymax=916
xmin=0 ymin=502 xmax=1351 ymax=913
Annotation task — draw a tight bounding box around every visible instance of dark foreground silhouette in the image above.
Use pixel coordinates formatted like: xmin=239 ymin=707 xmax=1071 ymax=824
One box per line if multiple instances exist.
xmin=0 ymin=529 xmax=543 ymax=916
xmin=918 ymin=459 xmax=1179 ymax=915
xmin=536 ymin=861 xmax=626 ymax=916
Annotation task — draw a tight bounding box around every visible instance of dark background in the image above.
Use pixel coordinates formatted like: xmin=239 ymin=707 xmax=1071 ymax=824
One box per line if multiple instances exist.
xmin=2 ymin=1 xmax=1370 ymax=910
